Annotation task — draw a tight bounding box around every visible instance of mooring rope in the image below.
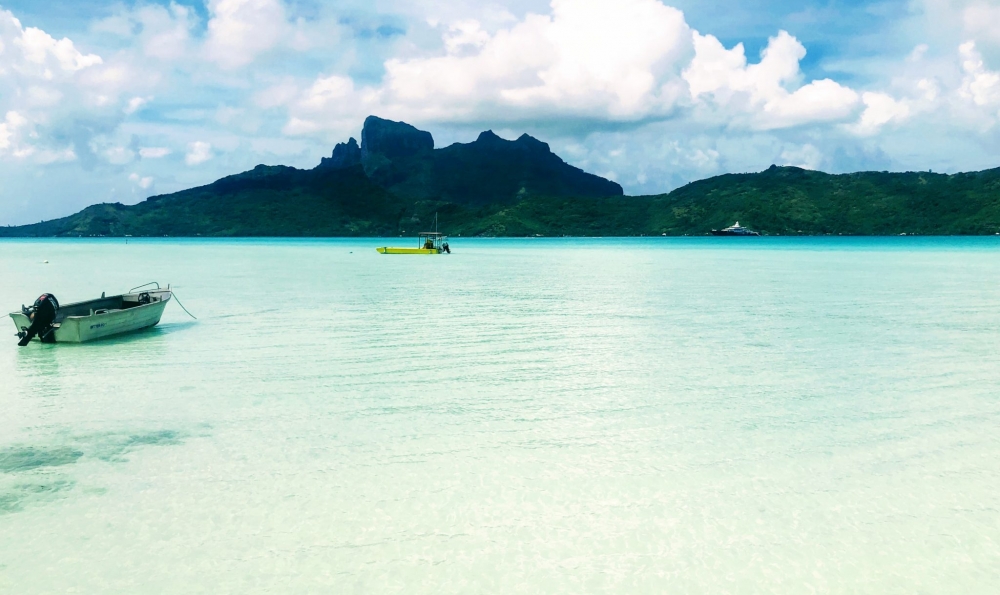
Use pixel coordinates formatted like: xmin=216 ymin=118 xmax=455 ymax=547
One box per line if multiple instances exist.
xmin=172 ymin=292 xmax=198 ymax=320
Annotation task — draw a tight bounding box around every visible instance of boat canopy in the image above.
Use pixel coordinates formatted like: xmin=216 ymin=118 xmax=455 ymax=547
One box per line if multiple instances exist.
xmin=417 ymin=232 xmax=448 ymax=250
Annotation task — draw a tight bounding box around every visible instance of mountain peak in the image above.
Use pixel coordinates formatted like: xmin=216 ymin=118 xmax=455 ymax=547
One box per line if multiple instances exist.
xmin=515 ymin=133 xmax=549 ymax=152
xmin=469 ymin=130 xmax=551 ymax=154
xmin=318 ymin=137 xmax=361 ymax=169
xmin=476 ymin=130 xmax=502 ymax=143
xmin=361 ymin=116 xmax=434 ymax=161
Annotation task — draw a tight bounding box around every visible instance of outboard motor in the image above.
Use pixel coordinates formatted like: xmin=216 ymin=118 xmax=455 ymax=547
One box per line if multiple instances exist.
xmin=17 ymin=293 xmax=59 ymax=346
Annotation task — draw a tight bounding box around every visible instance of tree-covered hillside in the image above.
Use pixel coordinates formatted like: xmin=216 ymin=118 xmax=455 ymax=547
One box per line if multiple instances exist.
xmin=5 ymin=165 xmax=1000 ymax=238
xmin=2 ymin=114 xmax=999 ymax=238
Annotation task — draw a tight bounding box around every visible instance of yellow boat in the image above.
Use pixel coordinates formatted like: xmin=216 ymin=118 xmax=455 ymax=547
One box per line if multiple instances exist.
xmin=377 ymin=231 xmax=451 ymax=255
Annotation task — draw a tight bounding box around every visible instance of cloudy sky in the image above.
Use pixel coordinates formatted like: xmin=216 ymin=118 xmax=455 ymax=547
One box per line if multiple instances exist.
xmin=1 ymin=0 xmax=999 ymax=224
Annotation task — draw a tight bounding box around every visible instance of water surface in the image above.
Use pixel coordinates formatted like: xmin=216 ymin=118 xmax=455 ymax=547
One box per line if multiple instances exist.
xmin=1 ymin=237 xmax=999 ymax=593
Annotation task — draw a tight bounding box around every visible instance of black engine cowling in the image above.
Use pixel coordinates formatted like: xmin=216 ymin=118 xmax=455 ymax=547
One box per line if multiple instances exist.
xmin=17 ymin=293 xmax=59 ymax=346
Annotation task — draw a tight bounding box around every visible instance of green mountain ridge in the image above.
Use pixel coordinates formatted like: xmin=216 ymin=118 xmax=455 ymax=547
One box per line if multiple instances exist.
xmin=3 ymin=116 xmax=1000 ymax=237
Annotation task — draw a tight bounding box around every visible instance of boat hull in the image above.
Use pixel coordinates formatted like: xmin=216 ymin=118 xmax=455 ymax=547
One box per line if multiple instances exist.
xmin=711 ymin=230 xmax=760 ymax=236
xmin=376 ymin=247 xmax=443 ymax=254
xmin=10 ymin=290 xmax=171 ymax=343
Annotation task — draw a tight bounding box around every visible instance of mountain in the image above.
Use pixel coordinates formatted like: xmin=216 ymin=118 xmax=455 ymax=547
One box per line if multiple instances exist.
xmin=646 ymin=165 xmax=1000 ymax=236
xmin=0 ymin=116 xmax=625 ymax=237
xmin=457 ymin=166 xmax=1000 ymax=236
xmin=315 ymin=116 xmax=623 ymax=205
xmin=0 ymin=164 xmax=408 ymax=237
xmin=2 ymin=116 xmax=1000 ymax=237
xmin=349 ymin=116 xmax=623 ymax=205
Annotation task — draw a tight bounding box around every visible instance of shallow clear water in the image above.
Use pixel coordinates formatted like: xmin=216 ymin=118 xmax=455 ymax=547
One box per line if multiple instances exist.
xmin=1 ymin=237 xmax=999 ymax=593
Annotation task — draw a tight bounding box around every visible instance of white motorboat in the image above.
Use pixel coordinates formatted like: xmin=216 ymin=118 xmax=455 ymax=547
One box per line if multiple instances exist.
xmin=10 ymin=284 xmax=173 ymax=344
xmin=711 ymin=221 xmax=761 ymax=236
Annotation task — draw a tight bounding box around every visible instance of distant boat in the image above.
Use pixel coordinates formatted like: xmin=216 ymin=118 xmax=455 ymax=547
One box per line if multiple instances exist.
xmin=10 ymin=284 xmax=172 ymax=344
xmin=711 ymin=221 xmax=760 ymax=236
xmin=377 ymin=232 xmax=451 ymax=254
xmin=377 ymin=213 xmax=451 ymax=254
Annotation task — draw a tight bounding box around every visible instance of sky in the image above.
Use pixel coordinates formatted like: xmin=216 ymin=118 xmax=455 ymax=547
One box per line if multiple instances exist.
xmin=1 ymin=0 xmax=999 ymax=225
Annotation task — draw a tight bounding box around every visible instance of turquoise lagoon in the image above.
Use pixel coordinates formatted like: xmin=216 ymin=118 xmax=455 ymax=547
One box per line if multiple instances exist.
xmin=1 ymin=237 xmax=999 ymax=593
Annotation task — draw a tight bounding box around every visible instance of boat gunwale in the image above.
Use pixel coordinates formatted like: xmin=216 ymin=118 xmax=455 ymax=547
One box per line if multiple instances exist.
xmin=7 ymin=290 xmax=172 ymax=320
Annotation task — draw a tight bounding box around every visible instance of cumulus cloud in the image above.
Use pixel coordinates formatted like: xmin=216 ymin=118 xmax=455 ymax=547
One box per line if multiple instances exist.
xmin=0 ymin=8 xmax=138 ymax=169
xmin=13 ymin=24 xmax=103 ymax=73
xmin=850 ymin=92 xmax=911 ymax=136
xmin=205 ymin=0 xmax=290 ymax=69
xmin=142 ymin=3 xmax=198 ymax=60
xmin=962 ymin=2 xmax=1000 ymax=45
xmin=299 ymin=75 xmax=355 ymax=111
xmin=684 ymin=30 xmax=861 ymax=129
xmin=443 ymin=20 xmax=490 ymax=54
xmin=0 ymin=109 xmax=76 ymax=163
xmin=0 ymin=111 xmax=27 ymax=153
xmin=0 ymin=9 xmax=102 ymax=86
xmin=185 ymin=141 xmax=213 ymax=165
xmin=124 ymin=96 xmax=151 ymax=114
xmin=93 ymin=2 xmax=197 ymax=61
xmin=129 ymin=172 xmax=154 ymax=189
xmin=6 ymin=0 xmax=1000 ymax=227
xmin=286 ymin=1 xmax=878 ymax=138
xmin=958 ymin=41 xmax=1000 ymax=108
xmin=779 ymin=143 xmax=824 ymax=169
xmin=382 ymin=0 xmax=692 ymax=121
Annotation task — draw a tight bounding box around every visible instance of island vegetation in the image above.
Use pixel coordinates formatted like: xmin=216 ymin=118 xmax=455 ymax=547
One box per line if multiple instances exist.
xmin=2 ymin=116 xmax=999 ymax=237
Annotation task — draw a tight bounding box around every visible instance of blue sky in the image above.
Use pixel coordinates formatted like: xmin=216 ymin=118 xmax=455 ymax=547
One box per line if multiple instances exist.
xmin=1 ymin=0 xmax=999 ymax=225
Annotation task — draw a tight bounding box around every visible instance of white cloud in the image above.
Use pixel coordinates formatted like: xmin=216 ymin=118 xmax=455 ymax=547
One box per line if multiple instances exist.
xmin=850 ymin=92 xmax=911 ymax=136
xmin=25 ymin=85 xmax=63 ymax=107
xmin=287 ymin=3 xmax=867 ymax=138
xmin=7 ymin=0 xmax=1000 ymax=226
xmin=907 ymin=44 xmax=929 ymax=63
xmin=0 ymin=111 xmax=26 ymax=152
xmin=962 ymin=2 xmax=1000 ymax=45
xmin=958 ymin=41 xmax=1000 ymax=108
xmin=684 ymin=30 xmax=861 ymax=129
xmin=299 ymin=75 xmax=354 ymax=111
xmin=125 ymin=96 xmax=151 ymax=114
xmin=0 ymin=111 xmax=35 ymax=158
xmin=14 ymin=25 xmax=103 ymax=73
xmin=283 ymin=75 xmax=374 ymax=137
xmin=139 ymin=147 xmax=171 ymax=158
xmin=687 ymin=147 xmax=721 ymax=170
xmin=0 ymin=110 xmax=76 ymax=163
xmin=129 ymin=172 xmax=154 ymax=189
xmin=0 ymin=9 xmax=102 ymax=84
xmin=380 ymin=0 xmax=693 ymax=121
xmin=0 ymin=9 xmax=148 ymax=166
xmin=780 ymin=143 xmax=823 ymax=169
xmin=443 ymin=20 xmax=490 ymax=54
xmin=917 ymin=78 xmax=939 ymax=102
xmin=205 ymin=0 xmax=290 ymax=69
xmin=282 ymin=117 xmax=321 ymax=136
xmin=185 ymin=141 xmax=213 ymax=165
xmin=92 ymin=2 xmax=197 ymax=61
xmin=142 ymin=3 xmax=197 ymax=60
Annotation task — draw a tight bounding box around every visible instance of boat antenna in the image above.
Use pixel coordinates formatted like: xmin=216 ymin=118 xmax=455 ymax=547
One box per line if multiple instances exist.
xmin=435 ymin=212 xmax=438 ymax=234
